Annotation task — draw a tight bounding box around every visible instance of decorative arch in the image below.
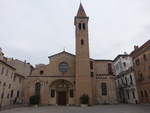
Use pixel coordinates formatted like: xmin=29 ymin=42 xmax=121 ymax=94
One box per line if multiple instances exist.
xmin=49 ymin=79 xmax=74 ymax=105
xmin=49 ymin=79 xmax=74 ymax=89
xmin=35 ymin=82 xmax=41 ymax=96
xmin=28 ymin=79 xmax=44 ymax=86
xmin=78 ymin=23 xmax=82 ymax=30
xmin=101 ymin=82 xmax=107 ymax=96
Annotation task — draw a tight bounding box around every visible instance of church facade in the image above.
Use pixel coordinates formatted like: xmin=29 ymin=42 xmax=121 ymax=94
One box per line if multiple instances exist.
xmin=23 ymin=4 xmax=117 ymax=106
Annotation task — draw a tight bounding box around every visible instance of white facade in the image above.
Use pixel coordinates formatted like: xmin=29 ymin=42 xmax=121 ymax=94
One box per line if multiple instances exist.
xmin=114 ymin=55 xmax=139 ymax=104
xmin=114 ymin=56 xmax=133 ymax=75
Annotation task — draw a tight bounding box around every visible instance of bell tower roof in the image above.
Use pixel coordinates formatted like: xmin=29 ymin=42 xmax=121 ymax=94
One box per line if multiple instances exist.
xmin=76 ymin=3 xmax=87 ymax=17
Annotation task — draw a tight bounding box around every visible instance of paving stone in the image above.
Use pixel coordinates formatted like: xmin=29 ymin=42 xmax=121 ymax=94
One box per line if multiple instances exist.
xmin=0 ymin=104 xmax=150 ymax=113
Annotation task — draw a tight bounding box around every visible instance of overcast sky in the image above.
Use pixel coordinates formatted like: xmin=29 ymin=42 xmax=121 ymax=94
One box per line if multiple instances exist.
xmin=0 ymin=0 xmax=150 ymax=65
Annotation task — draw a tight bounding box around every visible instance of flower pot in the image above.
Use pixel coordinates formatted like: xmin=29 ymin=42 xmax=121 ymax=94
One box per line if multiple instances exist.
xmin=81 ymin=104 xmax=88 ymax=107
xmin=34 ymin=104 xmax=38 ymax=108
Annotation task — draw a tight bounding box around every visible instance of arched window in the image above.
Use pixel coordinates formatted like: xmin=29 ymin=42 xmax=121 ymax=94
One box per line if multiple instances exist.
xmin=59 ymin=62 xmax=69 ymax=73
xmin=11 ymin=90 xmax=13 ymax=98
xmin=70 ymin=89 xmax=74 ymax=98
xmin=91 ymin=72 xmax=94 ymax=77
xmin=130 ymin=75 xmax=133 ymax=84
xmin=40 ymin=70 xmax=44 ymax=75
xmin=125 ymin=77 xmax=128 ymax=85
xmin=101 ymin=83 xmax=107 ymax=96
xmin=132 ymin=91 xmax=135 ymax=99
xmin=51 ymin=89 xmax=55 ymax=98
xmin=81 ymin=39 xmax=84 ymax=45
xmin=143 ymin=54 xmax=147 ymax=61
xmin=1 ymin=92 xmax=4 ymax=99
xmin=108 ymin=63 xmax=113 ymax=74
xmin=35 ymin=82 xmax=41 ymax=96
xmin=78 ymin=23 xmax=82 ymax=30
xmin=17 ymin=90 xmax=20 ymax=97
xmin=141 ymin=90 xmax=143 ymax=97
xmin=90 ymin=61 xmax=93 ymax=69
xmin=144 ymin=90 xmax=148 ymax=98
xmin=7 ymin=94 xmax=9 ymax=99
xmin=127 ymin=90 xmax=129 ymax=99
xmin=83 ymin=23 xmax=86 ymax=30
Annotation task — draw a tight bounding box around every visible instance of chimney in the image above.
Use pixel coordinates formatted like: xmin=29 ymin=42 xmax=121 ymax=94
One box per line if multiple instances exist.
xmin=124 ymin=52 xmax=128 ymax=55
xmin=134 ymin=45 xmax=139 ymax=50
xmin=0 ymin=48 xmax=4 ymax=60
xmin=24 ymin=60 xmax=26 ymax=64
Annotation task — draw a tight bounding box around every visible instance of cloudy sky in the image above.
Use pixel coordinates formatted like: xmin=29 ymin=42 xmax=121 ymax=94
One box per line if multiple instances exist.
xmin=0 ymin=0 xmax=150 ymax=65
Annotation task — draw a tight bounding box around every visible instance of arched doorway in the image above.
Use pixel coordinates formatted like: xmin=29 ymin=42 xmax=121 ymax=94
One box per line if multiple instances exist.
xmin=50 ymin=79 xmax=74 ymax=105
xmin=35 ymin=82 xmax=41 ymax=96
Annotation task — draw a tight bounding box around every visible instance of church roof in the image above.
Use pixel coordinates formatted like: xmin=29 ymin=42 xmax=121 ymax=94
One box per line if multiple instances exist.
xmin=113 ymin=54 xmax=129 ymax=62
xmin=48 ymin=51 xmax=75 ymax=59
xmin=76 ymin=3 xmax=87 ymax=17
xmin=130 ymin=40 xmax=150 ymax=57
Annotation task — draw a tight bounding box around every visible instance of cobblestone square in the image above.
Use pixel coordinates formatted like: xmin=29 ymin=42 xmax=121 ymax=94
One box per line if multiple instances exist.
xmin=0 ymin=104 xmax=150 ymax=113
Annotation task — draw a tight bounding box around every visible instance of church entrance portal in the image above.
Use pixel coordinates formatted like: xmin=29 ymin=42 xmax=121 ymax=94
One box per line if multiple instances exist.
xmin=49 ymin=79 xmax=74 ymax=106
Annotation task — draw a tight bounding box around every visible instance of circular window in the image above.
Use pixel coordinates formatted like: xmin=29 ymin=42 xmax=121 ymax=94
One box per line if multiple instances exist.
xmin=59 ymin=62 xmax=69 ymax=73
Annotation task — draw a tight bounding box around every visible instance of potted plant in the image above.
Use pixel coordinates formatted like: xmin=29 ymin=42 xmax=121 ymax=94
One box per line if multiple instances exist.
xmin=29 ymin=95 xmax=40 ymax=107
xmin=80 ymin=94 xmax=89 ymax=107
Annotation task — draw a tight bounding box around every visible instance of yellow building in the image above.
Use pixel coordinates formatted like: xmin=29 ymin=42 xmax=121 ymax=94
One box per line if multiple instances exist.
xmin=0 ymin=49 xmax=27 ymax=107
xmin=23 ymin=3 xmax=117 ymax=106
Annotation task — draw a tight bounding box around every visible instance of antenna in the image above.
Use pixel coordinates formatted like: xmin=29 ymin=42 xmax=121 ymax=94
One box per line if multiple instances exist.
xmin=0 ymin=47 xmax=2 ymax=52
xmin=63 ymin=47 xmax=66 ymax=51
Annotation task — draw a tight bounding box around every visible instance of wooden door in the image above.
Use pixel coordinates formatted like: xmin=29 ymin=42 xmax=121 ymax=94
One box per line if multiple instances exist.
xmin=58 ymin=91 xmax=67 ymax=105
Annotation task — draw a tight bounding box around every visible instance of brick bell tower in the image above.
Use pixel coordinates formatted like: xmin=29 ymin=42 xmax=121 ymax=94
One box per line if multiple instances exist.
xmin=74 ymin=3 xmax=93 ymax=105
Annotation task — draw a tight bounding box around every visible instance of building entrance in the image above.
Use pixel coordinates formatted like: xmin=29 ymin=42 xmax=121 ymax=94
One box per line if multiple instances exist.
xmin=50 ymin=79 xmax=74 ymax=106
xmin=57 ymin=91 xmax=67 ymax=105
